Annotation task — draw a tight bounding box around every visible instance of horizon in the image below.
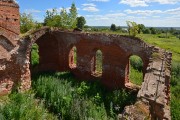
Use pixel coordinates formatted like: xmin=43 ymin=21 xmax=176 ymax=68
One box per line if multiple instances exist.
xmin=16 ymin=0 xmax=180 ymax=27
xmin=88 ymin=26 xmax=180 ymax=28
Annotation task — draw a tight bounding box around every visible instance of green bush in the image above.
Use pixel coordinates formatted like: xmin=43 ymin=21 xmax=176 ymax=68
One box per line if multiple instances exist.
xmin=32 ymin=72 xmax=137 ymax=120
xmin=129 ymin=56 xmax=143 ymax=85
xmin=130 ymin=56 xmax=143 ymax=71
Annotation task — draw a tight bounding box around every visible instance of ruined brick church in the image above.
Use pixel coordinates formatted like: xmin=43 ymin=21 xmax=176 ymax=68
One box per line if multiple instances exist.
xmin=0 ymin=0 xmax=172 ymax=119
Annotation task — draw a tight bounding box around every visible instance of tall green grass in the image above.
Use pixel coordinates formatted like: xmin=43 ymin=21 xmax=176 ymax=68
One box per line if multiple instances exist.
xmin=32 ymin=72 xmax=137 ymax=120
xmin=137 ymin=34 xmax=180 ymax=63
xmin=129 ymin=55 xmax=143 ymax=85
xmin=170 ymin=62 xmax=180 ymax=120
xmin=27 ymin=33 xmax=180 ymax=119
xmin=0 ymin=92 xmax=57 ymax=120
xmin=31 ymin=43 xmax=39 ymax=68
xmin=137 ymin=34 xmax=180 ymax=120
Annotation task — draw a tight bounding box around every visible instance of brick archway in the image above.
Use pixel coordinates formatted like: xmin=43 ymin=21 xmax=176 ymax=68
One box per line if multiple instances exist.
xmin=0 ymin=0 xmax=172 ymax=118
xmin=0 ymin=27 xmax=172 ymax=119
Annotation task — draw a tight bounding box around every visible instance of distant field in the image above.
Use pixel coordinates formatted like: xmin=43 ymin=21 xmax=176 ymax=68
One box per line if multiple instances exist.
xmin=137 ymin=34 xmax=180 ymax=63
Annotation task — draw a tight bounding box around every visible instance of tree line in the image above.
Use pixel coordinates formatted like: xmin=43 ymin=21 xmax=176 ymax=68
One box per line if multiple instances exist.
xmin=20 ymin=2 xmax=180 ymax=40
xmin=110 ymin=22 xmax=180 ymax=38
xmin=20 ymin=3 xmax=86 ymax=33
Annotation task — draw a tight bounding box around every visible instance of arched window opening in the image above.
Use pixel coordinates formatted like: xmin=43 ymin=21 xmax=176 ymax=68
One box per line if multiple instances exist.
xmin=129 ymin=55 xmax=143 ymax=86
xmin=69 ymin=46 xmax=77 ymax=68
xmin=95 ymin=50 xmax=102 ymax=74
xmin=30 ymin=43 xmax=39 ymax=69
xmin=91 ymin=50 xmax=103 ymax=77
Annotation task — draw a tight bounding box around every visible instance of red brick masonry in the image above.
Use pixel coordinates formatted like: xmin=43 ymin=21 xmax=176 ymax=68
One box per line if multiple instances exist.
xmin=0 ymin=1 xmax=172 ymax=119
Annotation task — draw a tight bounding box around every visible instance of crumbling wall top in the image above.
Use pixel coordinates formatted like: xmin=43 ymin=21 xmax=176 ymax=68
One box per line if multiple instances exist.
xmin=0 ymin=0 xmax=19 ymax=7
xmin=0 ymin=0 xmax=20 ymax=35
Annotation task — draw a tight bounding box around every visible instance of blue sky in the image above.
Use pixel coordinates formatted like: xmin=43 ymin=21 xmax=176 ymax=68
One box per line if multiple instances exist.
xmin=16 ymin=0 xmax=180 ymax=27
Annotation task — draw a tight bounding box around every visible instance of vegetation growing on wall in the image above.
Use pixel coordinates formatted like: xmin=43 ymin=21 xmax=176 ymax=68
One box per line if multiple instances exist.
xmin=20 ymin=13 xmax=42 ymax=33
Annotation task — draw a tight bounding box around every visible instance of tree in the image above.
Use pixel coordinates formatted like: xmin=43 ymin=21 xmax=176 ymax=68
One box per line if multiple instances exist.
xmin=44 ymin=3 xmax=78 ymax=29
xmin=20 ymin=13 xmax=35 ymax=33
xmin=110 ymin=24 xmax=116 ymax=31
xmin=138 ymin=24 xmax=145 ymax=34
xmin=143 ymin=28 xmax=151 ymax=34
xmin=60 ymin=8 xmax=69 ymax=29
xmin=44 ymin=9 xmax=61 ymax=27
xmin=126 ymin=21 xmax=139 ymax=37
xmin=68 ymin=3 xmax=78 ymax=29
xmin=149 ymin=27 xmax=157 ymax=34
xmin=169 ymin=27 xmax=175 ymax=34
xmin=116 ymin=26 xmax=122 ymax=31
xmin=76 ymin=16 xmax=86 ymax=29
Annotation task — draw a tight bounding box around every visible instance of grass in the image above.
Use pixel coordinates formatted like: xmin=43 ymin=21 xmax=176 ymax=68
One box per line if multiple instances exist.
xmin=1 ymin=32 xmax=179 ymax=119
xmin=170 ymin=62 xmax=180 ymax=120
xmin=0 ymin=92 xmax=57 ymax=120
xmin=130 ymin=66 xmax=143 ymax=85
xmin=31 ymin=72 xmax=137 ymax=120
xmin=27 ymin=32 xmax=180 ymax=120
xmin=129 ymin=55 xmax=143 ymax=85
xmin=137 ymin=34 xmax=180 ymax=62
xmin=135 ymin=33 xmax=180 ymax=120
xmin=31 ymin=43 xmax=39 ymax=68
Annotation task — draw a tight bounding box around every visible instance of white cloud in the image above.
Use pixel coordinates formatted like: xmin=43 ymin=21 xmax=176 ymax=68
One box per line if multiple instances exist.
xmin=85 ymin=12 xmax=126 ymax=22
xmin=88 ymin=0 xmax=110 ymax=2
xmin=82 ymin=3 xmax=96 ymax=7
xmin=125 ymin=9 xmax=162 ymax=16
xmin=24 ymin=9 xmax=41 ymax=14
xmin=152 ymin=16 xmax=161 ymax=18
xmin=47 ymin=8 xmax=62 ymax=12
xmin=85 ymin=7 xmax=180 ymax=27
xmin=14 ymin=0 xmax=19 ymax=3
xmin=47 ymin=7 xmax=80 ymax=13
xmin=105 ymin=13 xmax=126 ymax=17
xmin=165 ymin=7 xmax=180 ymax=14
xmin=119 ymin=0 xmax=148 ymax=7
xmin=124 ymin=7 xmax=180 ymax=16
xmin=82 ymin=3 xmax=99 ymax=12
xmin=83 ymin=7 xmax=99 ymax=12
xmin=150 ymin=0 xmax=180 ymax=4
xmin=119 ymin=0 xmax=180 ymax=7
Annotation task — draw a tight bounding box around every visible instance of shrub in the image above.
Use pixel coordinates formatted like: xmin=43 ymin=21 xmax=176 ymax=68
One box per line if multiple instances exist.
xmin=32 ymin=72 xmax=137 ymax=120
xmin=130 ymin=56 xmax=143 ymax=71
xmin=129 ymin=56 xmax=143 ymax=85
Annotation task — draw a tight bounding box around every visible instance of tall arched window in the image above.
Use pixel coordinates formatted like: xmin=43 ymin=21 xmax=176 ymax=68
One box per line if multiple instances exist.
xmin=95 ymin=50 xmax=102 ymax=74
xmin=129 ymin=55 xmax=143 ymax=85
xmin=69 ymin=46 xmax=77 ymax=68
xmin=91 ymin=49 xmax=103 ymax=77
xmin=31 ymin=43 xmax=39 ymax=68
